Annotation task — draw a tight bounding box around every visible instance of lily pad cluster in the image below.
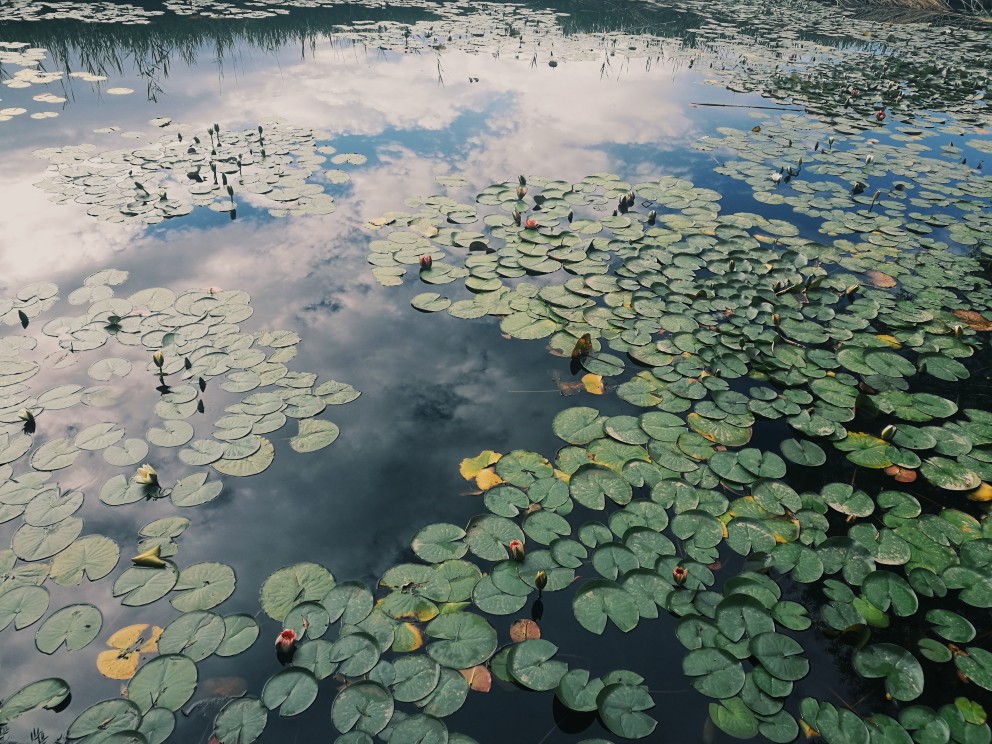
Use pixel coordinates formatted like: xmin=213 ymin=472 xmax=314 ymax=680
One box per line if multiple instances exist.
xmin=696 ymin=114 xmax=992 ymax=267
xmin=0 ymin=2 xmax=165 ymax=24
xmin=0 ymin=270 xmax=359 ymax=733
xmin=680 ymin=0 xmax=991 ymax=131
xmin=32 ymin=119 xmax=365 ymax=223
xmin=359 ymin=168 xmax=992 ymax=740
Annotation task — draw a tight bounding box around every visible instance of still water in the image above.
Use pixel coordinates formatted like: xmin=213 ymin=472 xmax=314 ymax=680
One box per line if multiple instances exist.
xmin=1 ymin=1 xmax=991 ymax=743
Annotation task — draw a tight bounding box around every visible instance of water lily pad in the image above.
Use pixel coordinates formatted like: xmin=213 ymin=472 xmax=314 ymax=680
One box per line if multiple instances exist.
xmin=426 ymin=612 xmax=497 ymax=669
xmin=597 ymin=683 xmax=657 ymax=739
xmin=0 ymin=678 xmax=70 ymax=726
xmin=212 ymin=697 xmax=268 ymax=744
xmin=853 ymin=644 xmax=924 ymax=701
xmin=289 ymin=419 xmax=340 ymax=453
xmin=261 ymin=563 xmax=335 ymax=622
xmin=171 ymin=562 xmax=236 ymax=611
xmin=127 ymin=654 xmax=197 ymax=713
xmin=332 ymin=681 xmax=393 ymax=736
xmin=508 ymin=639 xmax=568 ymax=691
xmin=262 ymin=668 xmax=319 ymax=717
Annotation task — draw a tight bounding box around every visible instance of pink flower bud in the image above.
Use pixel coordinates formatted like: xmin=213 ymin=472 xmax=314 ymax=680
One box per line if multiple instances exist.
xmin=419 ymin=255 xmax=432 ymax=271
xmin=275 ymin=629 xmax=296 ymax=654
xmin=672 ymin=566 xmax=687 ymax=584
xmin=524 ymin=218 xmax=539 ymax=229
xmin=508 ymin=540 xmax=525 ymax=561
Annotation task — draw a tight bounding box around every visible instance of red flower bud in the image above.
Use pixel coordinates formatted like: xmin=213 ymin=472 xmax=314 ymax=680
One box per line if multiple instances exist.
xmin=672 ymin=566 xmax=687 ymax=584
xmin=419 ymin=255 xmax=432 ymax=271
xmin=875 ymin=110 xmax=886 ymax=121
xmin=508 ymin=539 xmax=525 ymax=561
xmin=275 ymin=629 xmax=296 ymax=654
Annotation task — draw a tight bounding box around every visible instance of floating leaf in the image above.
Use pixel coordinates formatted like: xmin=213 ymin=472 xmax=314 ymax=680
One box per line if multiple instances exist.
xmin=212 ymin=697 xmax=268 ymax=744
xmin=0 ymin=678 xmax=70 ymax=726
xmin=331 ymin=681 xmax=394 ymax=736
xmin=508 ymin=639 xmax=568 ymax=691
xmin=35 ymin=603 xmax=102 ymax=654
xmin=290 ymin=419 xmax=340 ymax=453
xmin=260 ymin=562 xmax=335 ymax=622
xmin=597 ymin=683 xmax=657 ymax=739
xmin=261 ymin=668 xmax=319 ymax=717
xmin=127 ymin=654 xmax=198 ymax=713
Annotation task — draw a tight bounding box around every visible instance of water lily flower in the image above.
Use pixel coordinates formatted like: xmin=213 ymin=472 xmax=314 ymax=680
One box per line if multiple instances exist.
xmin=875 ymin=110 xmax=886 ymax=121
xmin=508 ymin=539 xmax=525 ymax=561
xmin=133 ymin=464 xmax=158 ymax=486
xmin=516 ymin=185 xmax=528 ymax=199
xmin=524 ymin=218 xmax=539 ymax=229
xmin=275 ymin=629 xmax=297 ymax=654
xmin=534 ymin=571 xmax=548 ymax=590
xmin=672 ymin=566 xmax=687 ymax=584
xmin=771 ymin=172 xmax=782 ymax=184
xmin=419 ymin=255 xmax=432 ymax=271
xmin=880 ymin=425 xmax=897 ymax=441
xmin=17 ymin=409 xmax=34 ymax=423
xmin=152 ymin=351 xmax=165 ymax=369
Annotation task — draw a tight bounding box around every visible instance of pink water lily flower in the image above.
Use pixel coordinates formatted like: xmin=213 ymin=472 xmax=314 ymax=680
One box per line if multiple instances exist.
xmin=275 ymin=629 xmax=297 ymax=654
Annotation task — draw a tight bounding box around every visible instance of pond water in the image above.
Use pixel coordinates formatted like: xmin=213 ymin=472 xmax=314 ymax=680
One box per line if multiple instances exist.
xmin=1 ymin=1 xmax=991 ymax=743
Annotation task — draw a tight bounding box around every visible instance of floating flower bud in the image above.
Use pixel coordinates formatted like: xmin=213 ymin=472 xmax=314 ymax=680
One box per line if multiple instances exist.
xmin=152 ymin=350 xmax=165 ymax=369
xmin=647 ymin=210 xmax=656 ymax=225
xmin=534 ymin=571 xmax=548 ymax=590
xmin=516 ymin=185 xmax=528 ymax=199
xmin=772 ymin=313 xmax=781 ymax=327
xmin=131 ymin=544 xmax=166 ymax=568
xmin=881 ymin=425 xmax=897 ymax=441
xmin=875 ymin=110 xmax=886 ymax=121
xmin=275 ymin=629 xmax=297 ymax=654
xmin=524 ymin=218 xmax=539 ymax=229
xmin=419 ymin=255 xmax=433 ymax=271
xmin=512 ymin=210 xmax=522 ymax=226
xmin=954 ymin=324 xmax=963 ymax=337
xmin=845 ymin=284 xmax=859 ymax=297
xmin=518 ymin=174 xmax=527 ymax=186
xmin=771 ymin=172 xmax=782 ymax=184
xmin=133 ymin=464 xmax=158 ymax=486
xmin=17 ymin=409 xmax=34 ymax=423
xmin=508 ymin=539 xmax=525 ymax=561
xmin=865 ymin=154 xmax=875 ymax=165
xmin=672 ymin=566 xmax=687 ymax=584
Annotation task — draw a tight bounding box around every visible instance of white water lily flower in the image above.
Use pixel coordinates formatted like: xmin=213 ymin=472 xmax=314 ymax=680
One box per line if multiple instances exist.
xmin=17 ymin=408 xmax=34 ymax=422
xmin=152 ymin=350 xmax=165 ymax=369
xmin=134 ymin=464 xmax=158 ymax=486
xmin=771 ymin=172 xmax=782 ymax=184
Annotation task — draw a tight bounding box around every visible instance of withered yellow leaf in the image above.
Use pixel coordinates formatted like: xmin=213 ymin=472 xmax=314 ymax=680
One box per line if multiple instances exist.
xmin=581 ymin=373 xmax=604 ymax=395
xmin=474 ymin=467 xmax=503 ymax=491
xmin=459 ymin=450 xmax=502 ymax=480
xmin=968 ymin=482 xmax=992 ymax=502
xmin=96 ymin=624 xmax=163 ymax=680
